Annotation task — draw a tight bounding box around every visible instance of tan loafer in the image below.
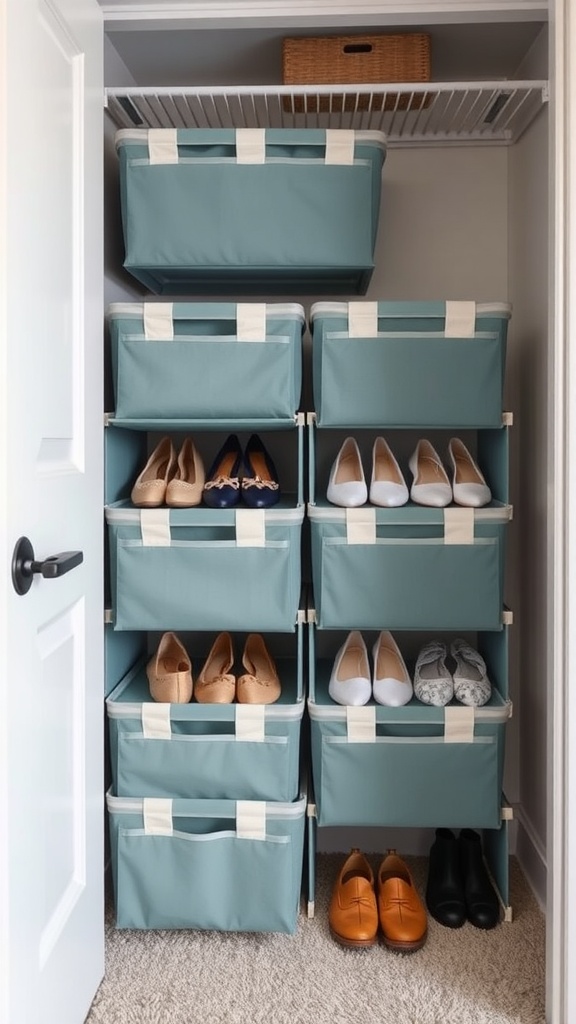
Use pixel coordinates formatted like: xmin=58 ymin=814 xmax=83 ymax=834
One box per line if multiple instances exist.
xmin=146 ymin=631 xmax=193 ymax=703
xmin=377 ymin=850 xmax=428 ymax=952
xmin=194 ymin=632 xmax=235 ymax=704
xmin=329 ymin=849 xmax=378 ymax=948
xmin=236 ymin=634 xmax=281 ymax=704
xmin=166 ymin=437 xmax=206 ymax=508
xmin=131 ymin=436 xmax=176 ymax=508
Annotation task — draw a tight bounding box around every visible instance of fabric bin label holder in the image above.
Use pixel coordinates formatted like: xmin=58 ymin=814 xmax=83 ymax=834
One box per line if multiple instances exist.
xmin=115 ymin=128 xmax=387 ymax=295
xmin=307 ymin=700 xmax=511 ymax=829
xmin=310 ymin=300 xmax=511 ymax=428
xmin=106 ymin=790 xmax=306 ymax=932
xmin=107 ymin=301 xmax=305 ymax=424
xmin=106 ymin=649 xmax=304 ymax=801
xmin=105 ymin=502 xmax=304 ymax=632
xmin=308 ymin=503 xmax=512 ymax=630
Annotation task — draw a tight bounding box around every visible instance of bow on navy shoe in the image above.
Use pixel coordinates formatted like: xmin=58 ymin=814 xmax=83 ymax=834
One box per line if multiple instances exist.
xmin=202 ymin=433 xmax=243 ymax=509
xmin=241 ymin=434 xmax=281 ymax=509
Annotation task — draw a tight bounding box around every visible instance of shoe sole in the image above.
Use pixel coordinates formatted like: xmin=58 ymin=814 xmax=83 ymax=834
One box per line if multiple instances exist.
xmin=329 ymin=926 xmax=377 ymax=949
xmin=380 ymin=931 xmax=427 ymax=953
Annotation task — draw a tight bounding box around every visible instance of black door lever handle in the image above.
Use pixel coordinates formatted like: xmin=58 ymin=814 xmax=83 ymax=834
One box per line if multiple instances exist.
xmin=12 ymin=536 xmax=83 ymax=595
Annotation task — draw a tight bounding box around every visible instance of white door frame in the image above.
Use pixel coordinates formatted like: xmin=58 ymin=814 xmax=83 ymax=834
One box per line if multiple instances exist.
xmin=549 ymin=1 xmax=576 ymax=1022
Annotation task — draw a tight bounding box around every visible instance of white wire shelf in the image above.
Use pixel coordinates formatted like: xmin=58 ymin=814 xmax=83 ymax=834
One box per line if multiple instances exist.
xmin=105 ymin=81 xmax=548 ymax=146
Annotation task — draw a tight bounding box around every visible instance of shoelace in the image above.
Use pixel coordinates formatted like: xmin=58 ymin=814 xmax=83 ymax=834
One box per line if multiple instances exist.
xmin=242 ymin=475 xmax=279 ymax=490
xmin=204 ymin=476 xmax=240 ymax=490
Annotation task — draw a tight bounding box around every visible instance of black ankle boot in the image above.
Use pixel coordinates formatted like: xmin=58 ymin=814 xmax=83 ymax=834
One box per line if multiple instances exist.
xmin=425 ymin=828 xmax=466 ymax=928
xmin=458 ymin=828 xmax=500 ymax=929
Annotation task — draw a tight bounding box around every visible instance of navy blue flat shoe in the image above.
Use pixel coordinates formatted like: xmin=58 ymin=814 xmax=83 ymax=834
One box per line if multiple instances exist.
xmin=203 ymin=433 xmax=243 ymax=508
xmin=242 ymin=434 xmax=281 ymax=508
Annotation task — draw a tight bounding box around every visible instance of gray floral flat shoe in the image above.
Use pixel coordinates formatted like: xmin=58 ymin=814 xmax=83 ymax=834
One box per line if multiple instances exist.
xmin=450 ymin=639 xmax=492 ymax=707
xmin=413 ymin=641 xmax=453 ymax=707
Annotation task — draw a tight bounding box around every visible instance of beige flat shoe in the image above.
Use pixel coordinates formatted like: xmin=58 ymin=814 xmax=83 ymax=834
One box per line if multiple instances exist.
xmin=131 ymin=436 xmax=176 ymax=508
xmin=237 ymin=634 xmax=281 ymax=704
xmin=146 ymin=632 xmax=193 ymax=703
xmin=194 ymin=632 xmax=235 ymax=704
xmin=166 ymin=437 xmax=206 ymax=508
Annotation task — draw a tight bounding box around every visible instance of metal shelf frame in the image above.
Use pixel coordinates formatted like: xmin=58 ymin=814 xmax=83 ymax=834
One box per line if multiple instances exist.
xmin=105 ymin=80 xmax=548 ymax=146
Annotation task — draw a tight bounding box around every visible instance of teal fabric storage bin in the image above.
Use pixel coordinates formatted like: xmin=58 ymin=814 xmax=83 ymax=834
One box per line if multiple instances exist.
xmin=311 ymin=300 xmax=511 ymax=428
xmin=308 ymin=503 xmax=512 ymax=630
xmin=107 ymin=302 xmax=305 ymax=426
xmin=106 ymin=629 xmax=304 ymax=801
xmin=115 ymin=127 xmax=386 ymax=295
xmin=105 ymin=502 xmax=304 ymax=632
xmin=308 ymin=655 xmax=511 ymax=828
xmin=106 ymin=791 xmax=306 ymax=932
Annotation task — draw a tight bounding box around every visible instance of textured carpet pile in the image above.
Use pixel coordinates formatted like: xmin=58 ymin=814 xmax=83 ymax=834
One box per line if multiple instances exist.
xmin=86 ymin=854 xmax=545 ymax=1024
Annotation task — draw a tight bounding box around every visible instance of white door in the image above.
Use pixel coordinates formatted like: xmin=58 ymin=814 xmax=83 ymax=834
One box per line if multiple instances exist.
xmin=0 ymin=1 xmax=104 ymax=1023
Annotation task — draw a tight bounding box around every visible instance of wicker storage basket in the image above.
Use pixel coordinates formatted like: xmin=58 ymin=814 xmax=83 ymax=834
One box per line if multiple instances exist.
xmin=282 ymin=33 xmax=431 ymax=113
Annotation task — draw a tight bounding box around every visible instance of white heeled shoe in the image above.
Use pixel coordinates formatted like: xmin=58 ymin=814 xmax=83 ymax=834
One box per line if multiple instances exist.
xmin=327 ymin=437 xmax=367 ymax=508
xmin=448 ymin=438 xmax=492 ymax=508
xmin=369 ymin=438 xmax=409 ymax=508
xmin=408 ymin=440 xmax=452 ymax=508
xmin=328 ymin=631 xmax=371 ymax=706
xmin=451 ymin=638 xmax=492 ymax=706
xmin=413 ymin=641 xmax=453 ymax=706
xmin=372 ymin=631 xmax=413 ymax=706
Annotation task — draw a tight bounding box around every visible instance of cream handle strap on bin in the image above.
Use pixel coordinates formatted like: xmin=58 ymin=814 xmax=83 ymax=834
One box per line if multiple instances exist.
xmin=143 ymin=302 xmax=174 ymax=341
xmin=142 ymin=703 xmax=172 ymax=739
xmin=346 ymin=705 xmax=376 ymax=742
xmin=236 ymin=129 xmax=266 ymax=164
xmin=138 ymin=509 xmax=266 ymax=548
xmin=142 ymin=302 xmax=267 ymax=342
xmin=236 ymin=509 xmax=266 ymax=547
xmin=235 ymin=704 xmax=266 ymax=741
xmin=444 ymin=507 xmax=474 ymax=545
xmin=140 ymin=509 xmax=171 ymax=547
xmin=147 ymin=128 xmax=178 ymax=165
xmin=444 ymin=301 xmax=476 ymax=338
xmin=348 ymin=302 xmax=379 ymax=337
xmin=236 ymin=304 xmax=267 ymax=341
xmin=236 ymin=801 xmax=267 ymax=840
xmin=143 ymin=798 xmax=174 ymax=835
xmin=444 ymin=706 xmax=475 ymax=743
xmin=346 ymin=508 xmax=376 ymax=545
xmin=325 ymin=129 xmax=355 ymax=165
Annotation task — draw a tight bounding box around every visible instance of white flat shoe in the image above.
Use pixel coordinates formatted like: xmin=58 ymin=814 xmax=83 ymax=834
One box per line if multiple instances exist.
xmin=328 ymin=631 xmax=371 ymax=706
xmin=327 ymin=437 xmax=367 ymax=508
xmin=369 ymin=437 xmax=409 ymax=508
xmin=408 ymin=440 xmax=452 ymax=507
xmin=413 ymin=641 xmax=453 ymax=706
xmin=451 ymin=638 xmax=492 ymax=706
xmin=372 ymin=631 xmax=413 ymax=706
xmin=448 ymin=438 xmax=492 ymax=508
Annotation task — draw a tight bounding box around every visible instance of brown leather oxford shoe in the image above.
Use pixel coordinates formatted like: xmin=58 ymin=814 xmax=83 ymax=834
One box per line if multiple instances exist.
xmin=377 ymin=850 xmax=428 ymax=952
xmin=328 ymin=849 xmax=379 ymax=948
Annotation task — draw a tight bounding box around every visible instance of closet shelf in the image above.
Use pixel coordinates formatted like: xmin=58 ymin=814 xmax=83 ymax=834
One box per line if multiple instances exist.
xmin=105 ymin=80 xmax=548 ymax=146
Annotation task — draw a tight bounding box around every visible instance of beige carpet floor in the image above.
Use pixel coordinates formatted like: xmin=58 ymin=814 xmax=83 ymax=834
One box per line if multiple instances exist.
xmin=85 ymin=854 xmax=546 ymax=1024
